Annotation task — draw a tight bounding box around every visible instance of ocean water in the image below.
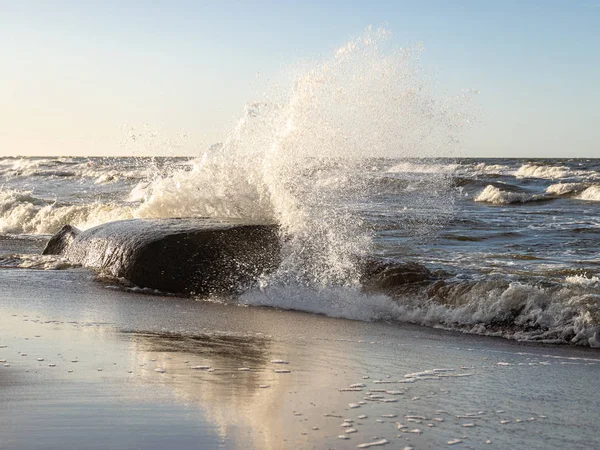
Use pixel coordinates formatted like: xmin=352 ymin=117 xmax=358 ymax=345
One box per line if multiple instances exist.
xmin=1 ymin=156 xmax=599 ymax=348
xmin=1 ymin=30 xmax=598 ymax=349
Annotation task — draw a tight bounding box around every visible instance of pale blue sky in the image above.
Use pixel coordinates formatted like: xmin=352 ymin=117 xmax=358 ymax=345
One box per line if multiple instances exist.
xmin=1 ymin=1 xmax=599 ymax=157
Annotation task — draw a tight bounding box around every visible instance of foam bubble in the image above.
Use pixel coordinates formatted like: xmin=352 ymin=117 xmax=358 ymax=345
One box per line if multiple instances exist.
xmin=357 ymin=439 xmax=389 ymax=448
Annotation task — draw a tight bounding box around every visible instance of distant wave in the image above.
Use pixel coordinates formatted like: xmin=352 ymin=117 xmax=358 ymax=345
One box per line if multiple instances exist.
xmin=474 ymin=185 xmax=547 ymax=204
xmin=515 ymin=163 xmax=573 ymax=179
xmin=545 ymin=182 xmax=588 ymax=196
xmin=387 ymin=162 xmax=600 ymax=188
xmin=0 ymin=157 xmax=149 ymax=184
xmin=385 ymin=161 xmax=516 ymax=178
xmin=461 ymin=162 xmax=513 ymax=177
xmin=516 ymin=163 xmax=599 ymax=181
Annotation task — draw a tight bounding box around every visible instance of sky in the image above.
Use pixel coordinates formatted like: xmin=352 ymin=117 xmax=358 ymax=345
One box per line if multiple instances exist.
xmin=1 ymin=0 xmax=599 ymax=158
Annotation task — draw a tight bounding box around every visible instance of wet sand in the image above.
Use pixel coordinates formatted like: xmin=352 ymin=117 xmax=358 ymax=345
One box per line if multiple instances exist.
xmin=1 ymin=268 xmax=599 ymax=450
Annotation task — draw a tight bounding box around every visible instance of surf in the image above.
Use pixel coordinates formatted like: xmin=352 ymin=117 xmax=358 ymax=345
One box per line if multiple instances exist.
xmin=133 ymin=27 xmax=469 ymax=289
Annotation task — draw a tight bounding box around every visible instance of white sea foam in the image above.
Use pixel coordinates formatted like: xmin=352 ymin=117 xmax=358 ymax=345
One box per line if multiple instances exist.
xmin=515 ymin=164 xmax=573 ymax=180
xmin=241 ymin=277 xmax=600 ymax=347
xmin=516 ymin=163 xmax=599 ymax=181
xmin=474 ymin=185 xmax=545 ymax=204
xmin=545 ymin=183 xmax=587 ymax=196
xmin=240 ymin=285 xmax=399 ymax=322
xmin=465 ymin=162 xmax=512 ymax=176
xmin=0 ymin=254 xmax=73 ymax=270
xmin=576 ymin=185 xmax=600 ymax=201
xmin=0 ymin=188 xmax=134 ymax=234
xmin=566 ymin=275 xmax=600 ymax=286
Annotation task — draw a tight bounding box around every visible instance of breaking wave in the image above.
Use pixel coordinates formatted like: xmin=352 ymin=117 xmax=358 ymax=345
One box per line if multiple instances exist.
xmin=474 ymin=185 xmax=546 ymax=204
xmin=0 ymin=157 xmax=151 ymax=185
xmin=464 ymin=162 xmax=513 ymax=176
xmin=414 ymin=278 xmax=600 ymax=347
xmin=545 ymin=182 xmax=588 ymax=196
xmin=577 ymin=186 xmax=600 ymax=202
xmin=515 ymin=164 xmax=573 ymax=179
xmin=242 ymin=277 xmax=600 ymax=347
xmin=516 ymin=163 xmax=599 ymax=181
xmin=0 ymin=189 xmax=133 ymax=234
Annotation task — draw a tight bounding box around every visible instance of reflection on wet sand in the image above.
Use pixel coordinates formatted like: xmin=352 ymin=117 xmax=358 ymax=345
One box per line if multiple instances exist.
xmin=4 ymin=303 xmax=600 ymax=450
xmin=125 ymin=330 xmax=305 ymax=450
xmin=127 ymin=331 xmax=271 ymax=364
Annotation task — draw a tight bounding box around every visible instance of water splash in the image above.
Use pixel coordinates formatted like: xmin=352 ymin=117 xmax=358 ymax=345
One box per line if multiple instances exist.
xmin=135 ymin=27 xmax=471 ymax=287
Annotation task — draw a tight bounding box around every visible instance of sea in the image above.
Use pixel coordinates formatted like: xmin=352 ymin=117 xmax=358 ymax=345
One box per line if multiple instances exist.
xmin=1 ymin=155 xmax=599 ymax=348
xmin=1 ymin=29 xmax=599 ymax=351
xmin=1 ymin=30 xmax=600 ymax=449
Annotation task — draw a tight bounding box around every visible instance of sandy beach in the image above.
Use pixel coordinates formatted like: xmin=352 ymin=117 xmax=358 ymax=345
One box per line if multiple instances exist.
xmin=2 ymin=267 xmax=599 ymax=450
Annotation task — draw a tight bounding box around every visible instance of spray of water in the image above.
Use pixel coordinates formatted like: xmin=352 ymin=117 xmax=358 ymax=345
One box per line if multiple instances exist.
xmin=134 ymin=27 xmax=471 ymax=290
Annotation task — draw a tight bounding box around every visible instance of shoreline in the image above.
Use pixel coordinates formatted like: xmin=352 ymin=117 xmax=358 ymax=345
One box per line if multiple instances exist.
xmin=2 ymin=268 xmax=599 ymax=449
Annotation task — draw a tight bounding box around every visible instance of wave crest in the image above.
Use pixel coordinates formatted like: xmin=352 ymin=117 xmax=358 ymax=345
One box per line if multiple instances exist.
xmin=516 ymin=163 xmax=599 ymax=181
xmin=474 ymin=185 xmax=545 ymax=204
xmin=545 ymin=182 xmax=587 ymax=196
xmin=0 ymin=188 xmax=133 ymax=234
xmin=239 ymin=277 xmax=600 ymax=347
xmin=577 ymin=185 xmax=600 ymax=201
xmin=515 ymin=164 xmax=572 ymax=179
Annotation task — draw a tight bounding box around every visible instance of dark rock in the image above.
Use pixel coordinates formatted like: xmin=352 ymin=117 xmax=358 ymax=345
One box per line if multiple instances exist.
xmin=43 ymin=218 xmax=281 ymax=295
xmin=359 ymin=257 xmax=436 ymax=294
xmin=42 ymin=224 xmax=81 ymax=255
